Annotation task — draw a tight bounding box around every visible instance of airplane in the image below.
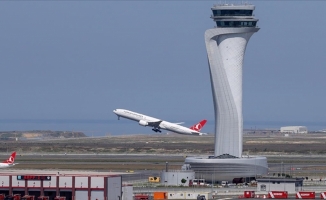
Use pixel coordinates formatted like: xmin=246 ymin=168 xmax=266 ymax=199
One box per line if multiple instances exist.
xmin=0 ymin=152 xmax=17 ymax=168
xmin=113 ymin=109 xmax=207 ymax=136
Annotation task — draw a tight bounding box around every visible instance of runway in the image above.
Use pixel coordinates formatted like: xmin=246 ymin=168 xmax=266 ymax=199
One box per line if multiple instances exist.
xmin=1 ymin=153 xmax=326 ymax=178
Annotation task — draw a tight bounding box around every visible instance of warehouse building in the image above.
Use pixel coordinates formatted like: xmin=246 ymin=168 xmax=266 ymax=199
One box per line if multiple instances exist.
xmin=280 ymin=126 xmax=308 ymax=134
xmin=0 ymin=171 xmax=122 ymax=200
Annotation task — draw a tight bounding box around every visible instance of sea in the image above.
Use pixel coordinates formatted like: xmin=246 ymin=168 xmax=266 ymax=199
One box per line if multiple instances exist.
xmin=0 ymin=119 xmax=325 ymax=137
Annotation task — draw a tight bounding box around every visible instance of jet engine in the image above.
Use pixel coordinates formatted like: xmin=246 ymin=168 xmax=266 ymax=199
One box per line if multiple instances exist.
xmin=139 ymin=120 xmax=148 ymax=126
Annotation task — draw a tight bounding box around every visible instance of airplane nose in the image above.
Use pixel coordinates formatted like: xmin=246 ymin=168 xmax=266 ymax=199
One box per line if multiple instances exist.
xmin=113 ymin=109 xmax=117 ymax=114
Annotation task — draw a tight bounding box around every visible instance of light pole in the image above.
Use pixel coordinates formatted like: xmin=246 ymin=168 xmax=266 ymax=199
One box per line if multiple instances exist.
xmin=211 ymin=172 xmax=213 ymax=192
xmin=281 ymin=161 xmax=285 ymax=190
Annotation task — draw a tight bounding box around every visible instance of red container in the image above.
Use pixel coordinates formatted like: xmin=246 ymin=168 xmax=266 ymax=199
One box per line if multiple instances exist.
xmin=320 ymin=192 xmax=326 ymax=199
xmin=244 ymin=191 xmax=255 ymax=198
xmin=296 ymin=192 xmax=315 ymax=199
xmin=134 ymin=194 xmax=149 ymax=200
xmin=21 ymin=195 xmax=35 ymax=200
xmin=13 ymin=194 xmax=22 ymax=200
xmin=54 ymin=197 xmax=66 ymax=200
xmin=268 ymin=191 xmax=288 ymax=199
xmin=37 ymin=197 xmax=49 ymax=200
xmin=0 ymin=194 xmax=4 ymax=200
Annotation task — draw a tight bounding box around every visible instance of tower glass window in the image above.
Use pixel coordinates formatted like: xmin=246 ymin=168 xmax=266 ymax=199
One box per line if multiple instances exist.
xmin=212 ymin=10 xmax=253 ymax=16
xmin=216 ymin=21 xmax=257 ymax=27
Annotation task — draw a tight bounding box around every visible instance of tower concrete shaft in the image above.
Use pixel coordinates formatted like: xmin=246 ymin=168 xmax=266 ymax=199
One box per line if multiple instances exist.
xmin=205 ymin=4 xmax=259 ymax=157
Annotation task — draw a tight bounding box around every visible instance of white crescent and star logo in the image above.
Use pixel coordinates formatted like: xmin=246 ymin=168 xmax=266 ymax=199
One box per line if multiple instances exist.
xmin=7 ymin=156 xmax=14 ymax=164
xmin=195 ymin=123 xmax=202 ymax=130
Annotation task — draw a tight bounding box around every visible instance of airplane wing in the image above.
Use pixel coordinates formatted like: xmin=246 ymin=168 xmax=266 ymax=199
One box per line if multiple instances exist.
xmin=147 ymin=121 xmax=162 ymax=128
xmin=173 ymin=122 xmax=184 ymax=125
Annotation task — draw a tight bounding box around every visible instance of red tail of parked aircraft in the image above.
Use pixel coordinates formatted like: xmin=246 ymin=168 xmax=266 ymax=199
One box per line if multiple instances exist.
xmin=0 ymin=152 xmax=17 ymax=168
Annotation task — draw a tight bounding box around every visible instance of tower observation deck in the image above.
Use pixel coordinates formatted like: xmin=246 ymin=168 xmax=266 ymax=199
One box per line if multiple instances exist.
xmin=211 ymin=4 xmax=258 ymax=28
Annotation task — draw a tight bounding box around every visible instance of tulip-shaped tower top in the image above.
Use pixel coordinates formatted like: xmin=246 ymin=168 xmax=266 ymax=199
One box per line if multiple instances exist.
xmin=211 ymin=4 xmax=258 ymax=28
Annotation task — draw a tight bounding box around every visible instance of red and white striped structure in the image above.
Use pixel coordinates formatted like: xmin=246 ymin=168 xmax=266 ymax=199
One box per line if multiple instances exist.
xmin=320 ymin=192 xmax=326 ymax=199
xmin=268 ymin=191 xmax=288 ymax=199
xmin=296 ymin=192 xmax=315 ymax=199
xmin=243 ymin=191 xmax=255 ymax=198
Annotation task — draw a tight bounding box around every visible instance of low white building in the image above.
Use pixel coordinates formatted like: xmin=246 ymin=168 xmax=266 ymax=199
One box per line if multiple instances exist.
xmin=161 ymin=170 xmax=195 ymax=186
xmin=122 ymin=184 xmax=133 ymax=200
xmin=167 ymin=192 xmax=212 ymax=200
xmin=257 ymin=178 xmax=304 ymax=193
xmin=280 ymin=126 xmax=308 ymax=134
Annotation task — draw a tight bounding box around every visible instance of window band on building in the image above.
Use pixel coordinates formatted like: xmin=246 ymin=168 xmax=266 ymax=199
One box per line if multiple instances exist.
xmin=212 ymin=10 xmax=253 ymax=16
xmin=216 ymin=21 xmax=257 ymax=27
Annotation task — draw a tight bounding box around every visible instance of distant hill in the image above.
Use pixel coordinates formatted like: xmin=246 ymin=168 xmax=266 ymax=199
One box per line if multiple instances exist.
xmin=0 ymin=131 xmax=87 ymax=140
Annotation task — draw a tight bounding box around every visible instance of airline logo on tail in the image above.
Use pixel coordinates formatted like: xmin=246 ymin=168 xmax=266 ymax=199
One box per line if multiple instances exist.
xmin=3 ymin=152 xmax=16 ymax=164
xmin=190 ymin=120 xmax=207 ymax=132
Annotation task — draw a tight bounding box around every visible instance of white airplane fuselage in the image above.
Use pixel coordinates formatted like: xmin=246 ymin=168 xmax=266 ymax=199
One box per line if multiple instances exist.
xmin=0 ymin=163 xmax=15 ymax=168
xmin=113 ymin=109 xmax=205 ymax=135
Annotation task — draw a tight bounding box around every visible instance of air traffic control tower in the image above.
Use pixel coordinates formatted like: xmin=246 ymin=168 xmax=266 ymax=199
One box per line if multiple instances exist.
xmin=208 ymin=4 xmax=258 ymax=158
xmin=185 ymin=3 xmax=268 ymax=182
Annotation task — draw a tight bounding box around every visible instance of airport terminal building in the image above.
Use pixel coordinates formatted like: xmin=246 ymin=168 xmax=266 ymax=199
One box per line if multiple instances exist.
xmin=185 ymin=155 xmax=268 ymax=182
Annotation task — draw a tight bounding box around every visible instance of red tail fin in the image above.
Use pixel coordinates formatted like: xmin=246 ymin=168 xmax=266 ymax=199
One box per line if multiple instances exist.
xmin=3 ymin=152 xmax=16 ymax=164
xmin=190 ymin=120 xmax=207 ymax=132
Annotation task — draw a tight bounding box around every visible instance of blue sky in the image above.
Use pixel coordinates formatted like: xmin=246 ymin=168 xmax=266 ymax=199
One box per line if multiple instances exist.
xmin=0 ymin=1 xmax=325 ymax=135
